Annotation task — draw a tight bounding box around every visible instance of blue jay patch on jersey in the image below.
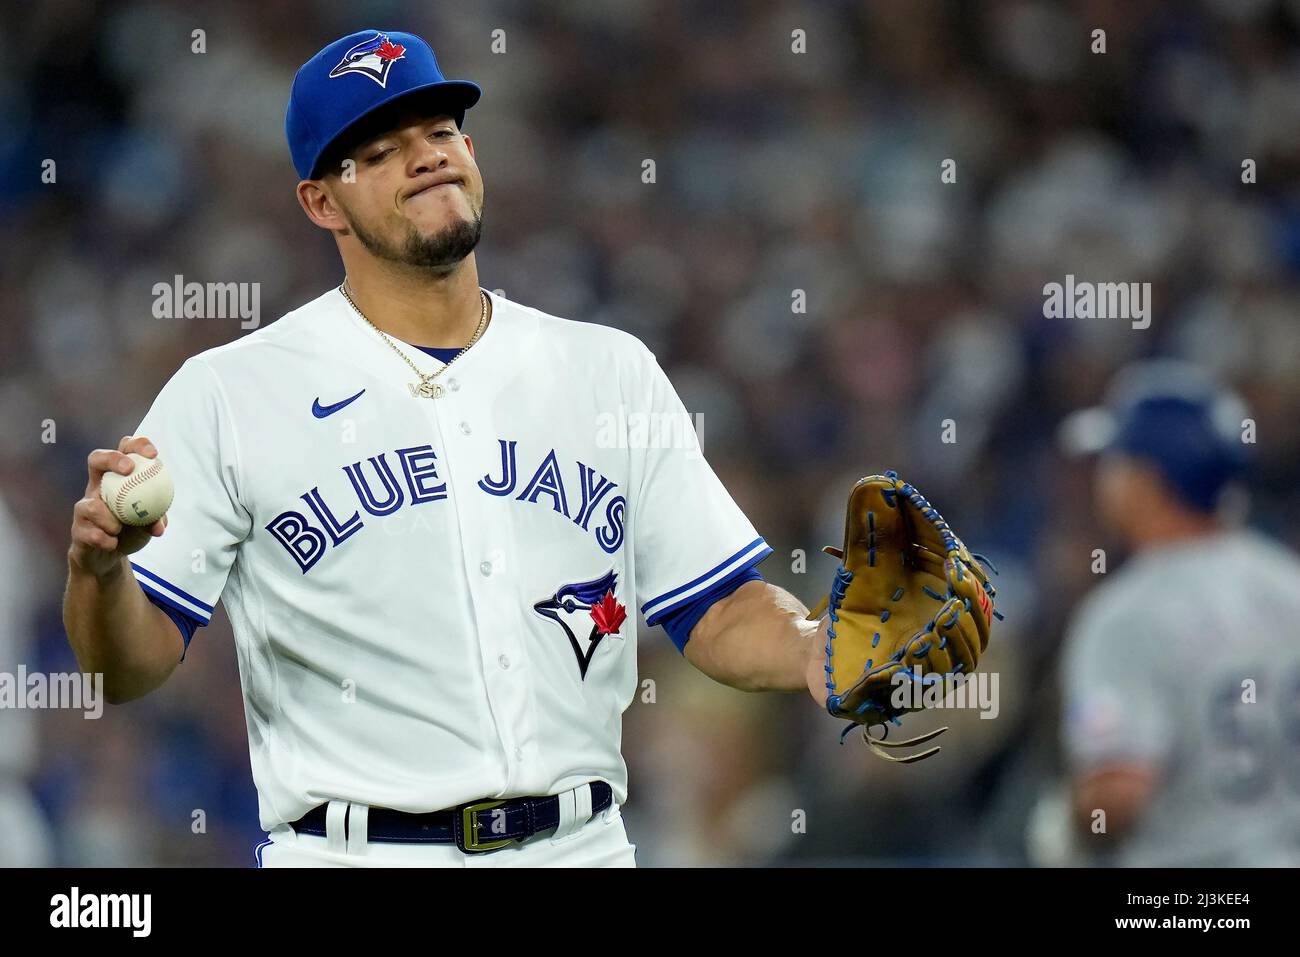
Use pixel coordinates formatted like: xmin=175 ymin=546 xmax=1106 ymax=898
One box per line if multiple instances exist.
xmin=533 ymin=570 xmax=627 ymax=679
xmin=328 ymin=32 xmax=408 ymax=88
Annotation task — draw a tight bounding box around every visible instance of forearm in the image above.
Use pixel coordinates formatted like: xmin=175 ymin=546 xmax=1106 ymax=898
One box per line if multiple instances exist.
xmin=64 ymin=555 xmax=182 ymax=704
xmin=684 ymin=580 xmax=821 ymax=693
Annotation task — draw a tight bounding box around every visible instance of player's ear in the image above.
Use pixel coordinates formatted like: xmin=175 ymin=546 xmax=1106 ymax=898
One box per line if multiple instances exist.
xmin=296 ymin=178 xmax=348 ymax=232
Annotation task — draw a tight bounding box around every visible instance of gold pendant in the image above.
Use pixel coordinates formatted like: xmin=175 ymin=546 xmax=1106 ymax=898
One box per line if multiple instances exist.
xmin=409 ymin=379 xmax=444 ymax=399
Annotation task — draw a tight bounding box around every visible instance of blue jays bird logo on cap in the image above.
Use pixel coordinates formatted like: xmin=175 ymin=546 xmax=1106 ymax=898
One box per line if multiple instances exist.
xmin=328 ymin=31 xmax=407 ymax=88
xmin=534 ymin=571 xmax=627 ymax=679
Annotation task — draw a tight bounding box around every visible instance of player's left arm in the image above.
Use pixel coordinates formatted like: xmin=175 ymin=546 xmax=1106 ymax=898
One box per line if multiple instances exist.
xmin=684 ymin=580 xmax=827 ymax=703
xmin=626 ymin=341 xmax=826 ymax=706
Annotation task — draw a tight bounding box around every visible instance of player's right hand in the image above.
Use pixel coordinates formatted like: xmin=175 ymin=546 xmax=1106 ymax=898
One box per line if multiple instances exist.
xmin=69 ymin=435 xmax=167 ymax=579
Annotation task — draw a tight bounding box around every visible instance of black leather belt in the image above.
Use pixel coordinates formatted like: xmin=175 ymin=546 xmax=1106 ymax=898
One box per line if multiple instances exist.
xmin=289 ymin=781 xmax=614 ymax=853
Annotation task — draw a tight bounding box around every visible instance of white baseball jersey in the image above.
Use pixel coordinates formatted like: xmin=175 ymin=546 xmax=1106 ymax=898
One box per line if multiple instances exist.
xmin=1061 ymin=528 xmax=1300 ymax=866
xmin=127 ymin=286 xmax=770 ymax=832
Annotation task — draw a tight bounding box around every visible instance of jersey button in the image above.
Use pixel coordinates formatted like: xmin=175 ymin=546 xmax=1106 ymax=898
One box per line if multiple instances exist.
xmin=498 ymin=654 xmax=510 ymax=670
xmin=514 ymin=747 xmax=524 ymax=761
xmin=459 ymin=421 xmax=472 ymax=435
xmin=479 ymin=561 xmax=493 ymax=577
xmin=448 ymin=379 xmax=460 ymax=392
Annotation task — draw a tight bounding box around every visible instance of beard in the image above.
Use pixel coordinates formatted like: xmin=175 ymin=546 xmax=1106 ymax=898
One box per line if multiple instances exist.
xmin=347 ymin=202 xmax=484 ymax=275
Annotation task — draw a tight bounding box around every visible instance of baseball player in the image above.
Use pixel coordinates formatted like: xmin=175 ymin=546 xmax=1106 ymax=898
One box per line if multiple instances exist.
xmin=63 ymin=29 xmax=995 ymax=867
xmin=1058 ymin=359 xmax=1300 ymax=866
xmin=0 ymin=495 xmax=54 ymax=867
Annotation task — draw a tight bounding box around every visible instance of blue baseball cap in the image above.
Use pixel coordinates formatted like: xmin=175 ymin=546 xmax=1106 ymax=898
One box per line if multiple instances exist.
xmin=286 ymin=29 xmax=481 ymax=180
xmin=1059 ymin=359 xmax=1251 ymax=512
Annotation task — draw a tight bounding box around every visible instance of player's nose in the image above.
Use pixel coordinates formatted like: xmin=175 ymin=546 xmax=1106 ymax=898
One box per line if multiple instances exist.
xmin=406 ymin=135 xmax=451 ymax=178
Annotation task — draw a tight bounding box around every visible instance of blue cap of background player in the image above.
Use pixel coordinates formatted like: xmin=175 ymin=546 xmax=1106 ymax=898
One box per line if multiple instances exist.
xmin=286 ymin=29 xmax=481 ymax=180
xmin=1059 ymin=359 xmax=1251 ymax=512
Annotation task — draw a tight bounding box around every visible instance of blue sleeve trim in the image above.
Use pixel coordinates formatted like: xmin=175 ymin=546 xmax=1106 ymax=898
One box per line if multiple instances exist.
xmin=143 ymin=590 xmax=204 ymax=660
xmin=658 ymin=565 xmax=765 ymax=653
xmin=642 ymin=537 xmax=772 ymax=623
xmin=130 ymin=562 xmax=215 ymax=620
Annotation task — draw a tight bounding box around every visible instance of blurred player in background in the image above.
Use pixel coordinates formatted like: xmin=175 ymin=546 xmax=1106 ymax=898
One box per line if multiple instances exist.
xmin=0 ymin=496 xmax=54 ymax=866
xmin=1057 ymin=360 xmax=1300 ymax=866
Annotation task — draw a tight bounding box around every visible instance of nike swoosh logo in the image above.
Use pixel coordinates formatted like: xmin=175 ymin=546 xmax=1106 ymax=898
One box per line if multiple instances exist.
xmin=312 ymin=389 xmax=366 ymax=419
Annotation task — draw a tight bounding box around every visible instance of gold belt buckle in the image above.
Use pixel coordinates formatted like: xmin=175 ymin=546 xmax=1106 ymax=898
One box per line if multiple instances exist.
xmin=459 ymin=799 xmax=515 ymax=853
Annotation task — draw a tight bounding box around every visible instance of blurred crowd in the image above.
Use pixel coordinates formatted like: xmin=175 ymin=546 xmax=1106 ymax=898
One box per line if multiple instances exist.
xmin=4 ymin=0 xmax=1300 ymax=866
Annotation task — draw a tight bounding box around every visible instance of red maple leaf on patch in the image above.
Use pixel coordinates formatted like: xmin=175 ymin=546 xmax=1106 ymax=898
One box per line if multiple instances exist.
xmin=376 ymin=40 xmax=406 ymax=61
xmin=590 ymin=590 xmax=627 ymax=636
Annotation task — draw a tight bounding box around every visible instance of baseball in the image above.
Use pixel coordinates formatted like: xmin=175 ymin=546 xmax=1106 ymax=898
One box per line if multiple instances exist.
xmin=100 ymin=453 xmax=174 ymax=527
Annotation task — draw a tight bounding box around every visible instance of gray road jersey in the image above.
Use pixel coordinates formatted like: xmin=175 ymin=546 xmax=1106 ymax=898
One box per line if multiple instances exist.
xmin=1061 ymin=528 xmax=1300 ymax=866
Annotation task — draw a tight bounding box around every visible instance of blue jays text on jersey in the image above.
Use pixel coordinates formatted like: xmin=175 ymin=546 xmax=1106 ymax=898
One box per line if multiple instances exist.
xmin=266 ymin=439 xmax=626 ymax=573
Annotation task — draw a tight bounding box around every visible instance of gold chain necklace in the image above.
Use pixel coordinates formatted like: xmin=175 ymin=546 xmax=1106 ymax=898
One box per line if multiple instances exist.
xmin=339 ymin=281 xmax=488 ymax=399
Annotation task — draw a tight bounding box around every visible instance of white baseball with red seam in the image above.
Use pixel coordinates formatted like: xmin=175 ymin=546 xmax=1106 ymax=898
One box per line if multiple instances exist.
xmin=100 ymin=453 xmax=175 ymax=527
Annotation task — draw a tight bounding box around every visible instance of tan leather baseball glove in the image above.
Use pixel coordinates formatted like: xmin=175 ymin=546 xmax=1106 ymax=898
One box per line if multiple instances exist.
xmin=808 ymin=471 xmax=999 ymax=763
